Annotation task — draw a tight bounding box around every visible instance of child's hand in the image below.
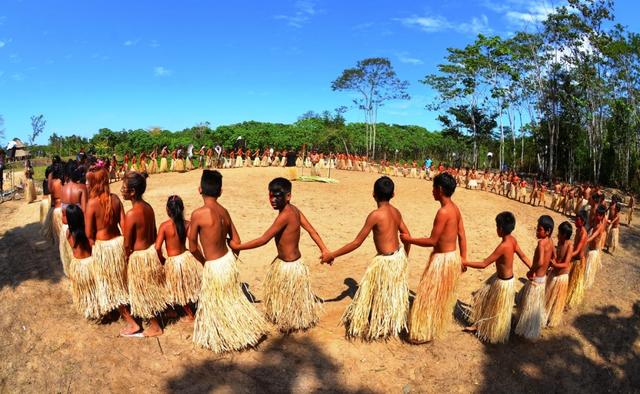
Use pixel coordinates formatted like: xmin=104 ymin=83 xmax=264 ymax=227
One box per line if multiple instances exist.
xmin=321 ymin=251 xmax=334 ymax=265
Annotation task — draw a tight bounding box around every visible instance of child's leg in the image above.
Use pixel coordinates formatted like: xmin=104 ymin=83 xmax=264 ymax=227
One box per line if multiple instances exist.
xmin=144 ymin=317 xmax=163 ymax=337
xmin=119 ymin=305 xmax=141 ymax=335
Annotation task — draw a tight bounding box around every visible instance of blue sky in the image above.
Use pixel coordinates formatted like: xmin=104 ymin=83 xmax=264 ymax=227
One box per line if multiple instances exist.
xmin=1 ymin=0 xmax=639 ymax=145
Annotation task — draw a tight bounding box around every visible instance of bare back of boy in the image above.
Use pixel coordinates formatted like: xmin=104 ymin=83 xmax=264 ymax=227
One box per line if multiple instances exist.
xmin=369 ymin=204 xmax=406 ymax=254
xmin=431 ymin=203 xmax=464 ymax=254
xmin=531 ymin=239 xmax=553 ymax=278
xmin=272 ymin=204 xmax=303 ymax=261
xmin=188 ymin=201 xmax=237 ymax=261
xmin=573 ymin=226 xmax=587 ymax=260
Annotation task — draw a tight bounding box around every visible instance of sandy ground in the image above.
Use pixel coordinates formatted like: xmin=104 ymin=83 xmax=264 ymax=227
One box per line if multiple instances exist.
xmin=0 ymin=167 xmax=638 ymax=393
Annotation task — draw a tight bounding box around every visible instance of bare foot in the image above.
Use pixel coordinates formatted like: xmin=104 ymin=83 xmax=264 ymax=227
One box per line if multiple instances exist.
xmin=120 ymin=322 xmax=141 ymax=336
xmin=463 ymin=325 xmax=478 ymax=333
xmin=143 ymin=326 xmax=163 ymax=337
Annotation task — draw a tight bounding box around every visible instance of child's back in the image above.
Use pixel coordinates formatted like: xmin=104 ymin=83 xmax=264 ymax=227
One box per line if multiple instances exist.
xmin=190 ymin=201 xmax=233 ymax=261
xmin=370 ymin=203 xmax=404 ymax=254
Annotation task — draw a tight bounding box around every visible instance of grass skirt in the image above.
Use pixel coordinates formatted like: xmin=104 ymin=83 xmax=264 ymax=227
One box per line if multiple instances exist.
xmin=193 ymin=250 xmax=268 ymax=353
xmin=264 ymin=257 xmax=320 ymax=332
xmin=606 ymin=227 xmax=619 ymax=253
xmin=40 ymin=205 xmax=54 ymax=241
xmin=409 ymin=251 xmax=461 ymax=343
xmin=286 ymin=167 xmax=298 ymax=181
xmin=58 ymin=224 xmax=72 ymax=276
xmin=567 ymin=257 xmax=587 ymax=308
xmin=584 ymin=249 xmax=601 ymax=289
xmin=342 ymin=248 xmax=409 ymax=340
xmin=174 ymin=159 xmax=185 ymax=172
xmin=93 ymin=236 xmax=129 ymax=314
xmin=165 ymin=250 xmax=203 ymax=306
xmin=515 ymin=279 xmax=546 ymax=339
xmin=469 ymin=274 xmax=515 ymax=344
xmin=25 ymin=178 xmax=37 ymax=203
xmin=159 ymin=157 xmax=168 ymax=172
xmin=69 ymin=256 xmax=101 ymax=319
xmin=39 ymin=198 xmax=50 ymax=224
xmin=186 ymin=158 xmax=193 ymax=170
xmin=127 ymin=245 xmax=168 ymax=319
xmin=544 ymin=273 xmax=568 ymax=327
xmin=148 ymin=159 xmax=158 ymax=173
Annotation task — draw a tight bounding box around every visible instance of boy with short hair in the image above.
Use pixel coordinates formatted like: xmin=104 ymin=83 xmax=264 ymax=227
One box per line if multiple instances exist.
xmin=189 ymin=170 xmax=268 ymax=353
xmin=321 ymin=176 xmax=412 ymax=340
xmin=229 ymin=177 xmax=329 ymax=332
xmin=462 ymin=211 xmax=531 ymax=344
xmin=544 ymin=221 xmax=573 ymax=327
xmin=515 ymin=215 xmax=554 ymax=339
xmin=400 ymin=172 xmax=467 ymax=343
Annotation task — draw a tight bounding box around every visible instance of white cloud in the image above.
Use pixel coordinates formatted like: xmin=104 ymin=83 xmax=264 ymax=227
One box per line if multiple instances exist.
xmin=0 ymin=41 xmax=5 ymax=48
xmin=154 ymin=66 xmax=172 ymax=77
xmin=396 ymin=52 xmax=424 ymax=65
xmin=123 ymin=39 xmax=139 ymax=46
xmin=150 ymin=40 xmax=160 ymax=48
xmin=395 ymin=14 xmax=492 ymax=35
xmin=275 ymin=0 xmax=320 ymax=28
xmin=482 ymin=0 xmax=562 ymax=29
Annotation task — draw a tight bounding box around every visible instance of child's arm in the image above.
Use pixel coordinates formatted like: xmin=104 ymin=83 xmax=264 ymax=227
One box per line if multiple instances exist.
xmin=571 ymin=231 xmax=588 ymax=258
xmin=400 ymin=210 xmax=444 ymax=248
xmin=398 ymin=216 xmax=411 ymax=256
xmin=514 ymin=242 xmax=532 ymax=268
xmin=229 ymin=214 xmax=283 ymax=252
xmin=586 ymin=223 xmax=603 ymax=243
xmin=463 ymin=243 xmax=504 ymax=269
xmin=122 ymin=212 xmax=136 ymax=259
xmin=528 ymin=241 xmax=544 ymax=277
xmin=154 ymin=223 xmax=166 ymax=264
xmin=457 ymin=212 xmax=468 ymax=260
xmin=187 ymin=213 xmax=205 ymax=264
xmin=299 ymin=211 xmax=329 ymax=253
xmin=327 ymin=212 xmax=376 ymax=260
xmin=225 ymin=211 xmax=242 ymax=255
xmin=85 ymin=202 xmax=97 ymax=246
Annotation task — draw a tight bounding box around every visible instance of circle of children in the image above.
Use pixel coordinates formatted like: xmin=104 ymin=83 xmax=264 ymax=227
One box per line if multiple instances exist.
xmin=37 ymin=148 xmax=630 ymax=354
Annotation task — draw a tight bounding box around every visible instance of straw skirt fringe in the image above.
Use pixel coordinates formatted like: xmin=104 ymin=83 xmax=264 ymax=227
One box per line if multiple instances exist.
xmin=41 ymin=206 xmax=54 ymax=240
xmin=159 ymin=157 xmax=168 ymax=172
xmin=408 ymin=251 xmax=461 ymax=343
xmin=58 ymin=224 xmax=73 ymax=276
xmin=127 ymin=245 xmax=168 ymax=319
xmin=470 ymin=274 xmax=515 ymax=344
xmin=264 ymin=257 xmax=320 ymax=332
xmin=165 ymin=251 xmax=203 ymax=305
xmin=174 ymin=159 xmax=185 ymax=172
xmin=93 ymin=236 xmax=129 ymax=314
xmin=584 ymin=249 xmax=601 ymax=289
xmin=342 ymin=248 xmax=409 ymax=340
xmin=544 ymin=273 xmax=569 ymax=327
xmin=68 ymin=256 xmax=101 ymax=319
xmin=515 ymin=279 xmax=546 ymax=339
xmin=606 ymin=227 xmax=619 ymax=253
xmin=39 ymin=198 xmax=50 ymax=224
xmin=567 ymin=257 xmax=587 ymax=308
xmin=148 ymin=159 xmax=158 ymax=173
xmin=193 ymin=250 xmax=268 ymax=353
xmin=25 ymin=178 xmax=37 ymax=203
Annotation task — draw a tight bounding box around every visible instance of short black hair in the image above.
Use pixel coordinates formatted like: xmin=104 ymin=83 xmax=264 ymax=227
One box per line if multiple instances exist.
xmin=558 ymin=221 xmax=573 ymax=239
xmin=495 ymin=211 xmax=516 ymax=235
xmin=373 ymin=176 xmax=394 ymax=201
xmin=125 ymin=171 xmax=147 ymax=198
xmin=434 ymin=172 xmax=456 ymax=197
xmin=596 ymin=205 xmax=607 ymax=217
xmin=591 ymin=193 xmax=601 ymax=203
xmin=201 ymin=170 xmax=222 ymax=197
xmin=537 ymin=215 xmax=554 ymax=235
xmin=269 ymin=177 xmax=292 ymax=196
xmin=577 ymin=209 xmax=588 ymax=225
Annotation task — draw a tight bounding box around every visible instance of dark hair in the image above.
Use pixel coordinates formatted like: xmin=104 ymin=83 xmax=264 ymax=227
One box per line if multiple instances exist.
xmin=434 ymin=173 xmax=456 ymax=197
xmin=591 ymin=193 xmax=601 ymax=203
xmin=200 ymin=170 xmax=222 ymax=197
xmin=495 ymin=211 xmax=516 ymax=235
xmin=596 ymin=205 xmax=607 ymax=217
xmin=537 ymin=215 xmax=554 ymax=235
xmin=558 ymin=221 xmax=573 ymax=239
xmin=577 ymin=209 xmax=588 ymax=225
xmin=167 ymin=195 xmax=186 ymax=243
xmin=52 ymin=155 xmax=62 ymax=164
xmin=66 ymin=204 xmax=89 ymax=249
xmin=269 ymin=177 xmax=292 ymax=196
xmin=124 ymin=171 xmax=147 ymax=198
xmin=372 ymin=176 xmax=394 ymax=201
xmin=52 ymin=162 xmax=65 ymax=181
